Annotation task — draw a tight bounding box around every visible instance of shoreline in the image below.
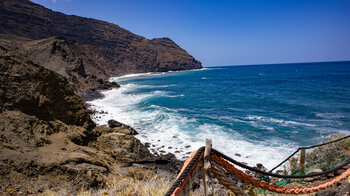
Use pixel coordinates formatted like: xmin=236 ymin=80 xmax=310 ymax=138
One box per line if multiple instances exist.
xmin=81 ymin=68 xmax=206 ymax=102
xmin=83 ymin=68 xmax=206 ymax=162
xmin=83 ymin=68 xmax=292 ymax=169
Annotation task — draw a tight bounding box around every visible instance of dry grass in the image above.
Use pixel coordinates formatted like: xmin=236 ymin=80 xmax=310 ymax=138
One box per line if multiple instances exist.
xmin=39 ymin=170 xmax=171 ymax=196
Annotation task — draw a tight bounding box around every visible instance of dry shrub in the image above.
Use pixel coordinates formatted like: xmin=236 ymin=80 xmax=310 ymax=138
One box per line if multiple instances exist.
xmin=39 ymin=172 xmax=171 ymax=196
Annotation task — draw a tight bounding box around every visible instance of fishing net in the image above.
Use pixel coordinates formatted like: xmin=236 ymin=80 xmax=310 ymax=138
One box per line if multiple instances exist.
xmin=254 ymin=134 xmax=350 ymax=195
xmin=165 ymin=135 xmax=350 ymax=196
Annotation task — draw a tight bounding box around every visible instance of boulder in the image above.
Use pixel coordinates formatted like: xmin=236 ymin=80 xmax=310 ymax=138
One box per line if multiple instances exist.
xmin=92 ymin=132 xmax=153 ymax=162
xmin=108 ymin=120 xmax=138 ymax=135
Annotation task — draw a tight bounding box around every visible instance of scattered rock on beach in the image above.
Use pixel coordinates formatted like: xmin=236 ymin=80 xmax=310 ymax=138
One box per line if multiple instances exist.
xmin=145 ymin=142 xmax=151 ymax=148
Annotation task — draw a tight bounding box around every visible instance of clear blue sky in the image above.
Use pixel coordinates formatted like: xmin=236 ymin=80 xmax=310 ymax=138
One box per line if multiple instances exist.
xmin=31 ymin=0 xmax=350 ymax=67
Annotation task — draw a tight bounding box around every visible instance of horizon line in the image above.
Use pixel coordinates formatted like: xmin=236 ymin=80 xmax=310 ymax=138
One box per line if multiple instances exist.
xmin=204 ymin=60 xmax=350 ymax=68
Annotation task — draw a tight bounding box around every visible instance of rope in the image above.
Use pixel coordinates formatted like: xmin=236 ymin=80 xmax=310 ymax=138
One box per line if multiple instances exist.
xmin=164 ymin=146 xmax=205 ymax=196
xmin=300 ymin=135 xmax=350 ymax=149
xmin=211 ymin=161 xmax=248 ymax=196
xmin=270 ymin=135 xmax=350 ymax=172
xmin=211 ymin=153 xmax=350 ymax=194
xmin=165 ymin=135 xmax=350 ymax=195
xmin=212 ymin=148 xmax=350 ymax=178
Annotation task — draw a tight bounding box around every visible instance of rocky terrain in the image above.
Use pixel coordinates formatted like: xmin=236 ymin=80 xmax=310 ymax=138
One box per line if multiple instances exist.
xmin=0 ymin=0 xmax=202 ymax=80
xmin=0 ymin=0 xmax=201 ymax=194
xmin=0 ymin=34 xmax=120 ymax=97
xmin=0 ymin=46 xmax=181 ymax=194
xmin=1 ymin=0 xmax=348 ymax=195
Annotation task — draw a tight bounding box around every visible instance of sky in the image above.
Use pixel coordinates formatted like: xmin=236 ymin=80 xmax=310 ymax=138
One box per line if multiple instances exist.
xmin=31 ymin=0 xmax=350 ymax=67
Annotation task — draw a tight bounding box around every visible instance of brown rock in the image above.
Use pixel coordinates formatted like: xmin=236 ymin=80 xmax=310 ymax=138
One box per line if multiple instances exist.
xmin=0 ymin=46 xmax=117 ymax=194
xmin=0 ymin=0 xmax=202 ymax=84
xmin=92 ymin=132 xmax=154 ymax=162
xmin=0 ymin=46 xmax=94 ymax=129
xmin=108 ymin=119 xmax=138 ymax=135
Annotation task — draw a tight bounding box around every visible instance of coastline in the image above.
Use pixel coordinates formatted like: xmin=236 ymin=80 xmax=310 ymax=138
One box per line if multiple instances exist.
xmin=84 ymin=63 xmax=350 ymax=170
xmin=82 ymin=68 xmax=206 ymax=102
xmin=83 ymin=69 xmax=206 ymax=162
xmin=84 ymin=68 xmax=294 ymax=169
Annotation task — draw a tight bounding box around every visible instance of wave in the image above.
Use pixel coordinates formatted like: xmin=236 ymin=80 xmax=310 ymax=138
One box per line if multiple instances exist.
xmin=245 ymin=115 xmax=315 ymax=127
xmin=109 ymin=72 xmax=166 ymax=82
xmin=87 ymin=83 xmax=296 ymax=169
xmin=110 ymin=67 xmax=206 ymax=82
xmin=315 ymin=112 xmax=346 ymax=119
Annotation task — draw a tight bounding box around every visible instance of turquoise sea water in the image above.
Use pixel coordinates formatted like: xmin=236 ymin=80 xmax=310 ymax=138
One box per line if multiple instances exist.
xmin=88 ymin=62 xmax=350 ymax=168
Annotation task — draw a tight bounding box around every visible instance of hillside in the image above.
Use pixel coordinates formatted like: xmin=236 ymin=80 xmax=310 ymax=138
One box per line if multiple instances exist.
xmin=0 ymin=34 xmax=120 ymax=93
xmin=0 ymin=45 xmax=180 ymax=194
xmin=0 ymin=0 xmax=202 ymax=78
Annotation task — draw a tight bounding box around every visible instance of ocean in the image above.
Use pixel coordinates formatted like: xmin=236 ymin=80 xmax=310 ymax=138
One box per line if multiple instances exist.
xmin=88 ymin=61 xmax=350 ymax=169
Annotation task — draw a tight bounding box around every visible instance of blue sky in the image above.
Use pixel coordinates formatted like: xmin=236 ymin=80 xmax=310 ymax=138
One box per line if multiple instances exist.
xmin=31 ymin=0 xmax=350 ymax=67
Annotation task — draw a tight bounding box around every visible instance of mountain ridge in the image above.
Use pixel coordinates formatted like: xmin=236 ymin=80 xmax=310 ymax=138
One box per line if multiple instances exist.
xmin=0 ymin=0 xmax=202 ymax=78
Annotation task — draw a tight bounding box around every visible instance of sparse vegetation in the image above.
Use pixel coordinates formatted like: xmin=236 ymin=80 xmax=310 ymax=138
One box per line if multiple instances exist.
xmin=39 ymin=172 xmax=171 ymax=196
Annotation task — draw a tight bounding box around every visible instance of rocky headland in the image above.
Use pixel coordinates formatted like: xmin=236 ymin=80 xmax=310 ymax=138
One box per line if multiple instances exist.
xmin=0 ymin=0 xmax=201 ymax=194
xmin=0 ymin=0 xmax=202 ymax=78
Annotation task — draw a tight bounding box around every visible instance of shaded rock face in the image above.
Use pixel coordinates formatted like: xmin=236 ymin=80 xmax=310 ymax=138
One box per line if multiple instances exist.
xmin=0 ymin=0 xmax=202 ymax=78
xmin=0 ymin=46 xmax=94 ymax=128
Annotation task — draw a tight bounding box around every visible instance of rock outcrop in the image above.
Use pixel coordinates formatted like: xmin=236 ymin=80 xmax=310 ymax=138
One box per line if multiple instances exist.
xmin=0 ymin=46 xmax=173 ymax=194
xmin=0 ymin=34 xmax=120 ymax=92
xmin=0 ymin=0 xmax=198 ymax=193
xmin=0 ymin=0 xmax=202 ymax=79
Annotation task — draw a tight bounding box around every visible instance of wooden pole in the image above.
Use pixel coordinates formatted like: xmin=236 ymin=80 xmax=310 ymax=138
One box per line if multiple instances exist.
xmin=300 ymin=149 xmax=306 ymax=174
xmin=201 ymin=139 xmax=213 ymax=196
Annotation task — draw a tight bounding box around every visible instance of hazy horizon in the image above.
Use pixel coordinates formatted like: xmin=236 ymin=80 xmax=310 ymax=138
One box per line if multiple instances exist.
xmin=204 ymin=60 xmax=350 ymax=68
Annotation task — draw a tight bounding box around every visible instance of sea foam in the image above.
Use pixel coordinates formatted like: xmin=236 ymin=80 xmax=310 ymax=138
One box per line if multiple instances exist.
xmin=88 ymin=82 xmax=295 ymax=169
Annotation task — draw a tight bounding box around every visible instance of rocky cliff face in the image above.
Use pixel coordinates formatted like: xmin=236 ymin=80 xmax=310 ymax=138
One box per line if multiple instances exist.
xmin=0 ymin=34 xmax=120 ymax=92
xmin=0 ymin=0 xmax=202 ymax=78
xmin=0 ymin=46 xmax=179 ymax=194
xmin=0 ymin=45 xmax=94 ymax=128
xmin=0 ymin=0 xmax=193 ymax=193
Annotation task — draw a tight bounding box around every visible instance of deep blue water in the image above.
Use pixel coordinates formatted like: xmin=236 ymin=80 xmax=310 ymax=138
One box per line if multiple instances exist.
xmin=89 ymin=61 xmax=350 ymax=168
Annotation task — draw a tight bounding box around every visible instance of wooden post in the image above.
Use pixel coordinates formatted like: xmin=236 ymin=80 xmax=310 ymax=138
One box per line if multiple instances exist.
xmin=300 ymin=148 xmax=306 ymax=174
xmin=201 ymin=139 xmax=213 ymax=196
xmin=181 ymin=175 xmax=191 ymax=196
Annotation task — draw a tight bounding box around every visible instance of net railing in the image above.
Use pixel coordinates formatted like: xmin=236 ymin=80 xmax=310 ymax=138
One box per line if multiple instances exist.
xmin=165 ymin=135 xmax=350 ymax=195
xmin=255 ymin=134 xmax=350 ymax=195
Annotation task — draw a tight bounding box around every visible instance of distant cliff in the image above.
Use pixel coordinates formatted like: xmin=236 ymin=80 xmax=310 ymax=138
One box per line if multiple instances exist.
xmin=0 ymin=0 xmax=202 ymax=78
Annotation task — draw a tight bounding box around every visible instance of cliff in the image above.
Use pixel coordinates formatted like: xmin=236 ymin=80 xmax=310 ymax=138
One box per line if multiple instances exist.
xmin=0 ymin=34 xmax=120 ymax=92
xmin=0 ymin=0 xmax=196 ymax=194
xmin=0 ymin=0 xmax=202 ymax=78
xmin=0 ymin=46 xmax=180 ymax=194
